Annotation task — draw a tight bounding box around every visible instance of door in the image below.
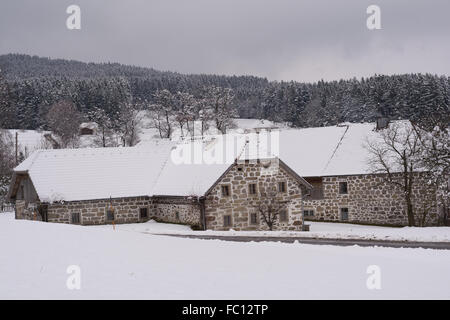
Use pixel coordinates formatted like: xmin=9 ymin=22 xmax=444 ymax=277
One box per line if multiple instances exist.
xmin=39 ymin=204 xmax=48 ymax=222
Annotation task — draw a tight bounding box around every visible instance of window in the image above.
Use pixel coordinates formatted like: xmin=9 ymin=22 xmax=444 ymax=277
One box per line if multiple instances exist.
xmin=279 ymin=210 xmax=288 ymax=222
xmin=303 ymin=209 xmax=314 ymax=217
xmin=223 ymin=215 xmax=232 ymax=227
xmin=71 ymin=212 xmax=80 ymax=224
xmin=221 ymin=185 xmax=230 ymax=197
xmin=278 ymin=181 xmax=287 ymax=193
xmin=175 ymin=211 xmax=180 ymax=220
xmin=139 ymin=208 xmax=148 ymax=219
xmin=339 ymin=182 xmax=348 ymax=194
xmin=106 ymin=209 xmax=115 ymax=221
xmin=250 ymin=212 xmax=258 ymax=225
xmin=340 ymin=208 xmax=349 ymax=221
xmin=249 ymin=183 xmax=257 ymax=195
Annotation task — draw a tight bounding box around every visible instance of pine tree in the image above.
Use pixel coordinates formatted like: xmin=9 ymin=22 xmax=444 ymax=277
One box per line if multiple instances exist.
xmin=0 ymin=70 xmax=15 ymax=128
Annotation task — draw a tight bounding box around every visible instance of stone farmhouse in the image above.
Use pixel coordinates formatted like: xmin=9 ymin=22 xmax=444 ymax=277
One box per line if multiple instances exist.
xmin=7 ymin=121 xmax=440 ymax=230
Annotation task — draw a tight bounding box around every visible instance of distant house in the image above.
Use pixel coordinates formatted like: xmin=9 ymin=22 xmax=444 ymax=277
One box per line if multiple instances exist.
xmin=7 ymin=122 xmax=441 ymax=229
xmin=79 ymin=122 xmax=97 ymax=136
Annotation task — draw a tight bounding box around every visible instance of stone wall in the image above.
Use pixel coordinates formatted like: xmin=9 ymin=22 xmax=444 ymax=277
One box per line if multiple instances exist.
xmin=303 ymin=173 xmax=439 ymax=226
xmin=15 ymin=200 xmax=41 ymax=221
xmin=46 ymin=196 xmax=153 ymax=225
xmin=152 ymin=196 xmax=202 ymax=227
xmin=204 ymin=159 xmax=305 ymax=231
xmin=15 ymin=195 xmax=202 ymax=227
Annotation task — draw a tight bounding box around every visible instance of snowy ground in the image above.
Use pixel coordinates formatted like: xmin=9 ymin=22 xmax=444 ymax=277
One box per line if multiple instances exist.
xmin=5 ymin=129 xmax=52 ymax=157
xmin=97 ymin=218 xmax=450 ymax=243
xmin=138 ymin=116 xmax=284 ymax=144
xmin=1 ymin=212 xmax=449 ymax=299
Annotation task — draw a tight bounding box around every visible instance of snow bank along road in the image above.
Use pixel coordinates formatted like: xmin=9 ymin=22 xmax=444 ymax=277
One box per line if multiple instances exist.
xmin=158 ymin=234 xmax=450 ymax=250
xmin=1 ymin=212 xmax=450 ymax=299
xmin=101 ymin=219 xmax=450 ymax=243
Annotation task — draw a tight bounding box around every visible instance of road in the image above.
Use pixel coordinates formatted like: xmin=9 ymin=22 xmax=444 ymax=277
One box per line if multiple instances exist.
xmin=158 ymin=233 xmax=450 ymax=250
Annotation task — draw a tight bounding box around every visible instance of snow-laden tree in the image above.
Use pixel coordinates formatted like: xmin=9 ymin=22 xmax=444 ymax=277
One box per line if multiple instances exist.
xmin=113 ymin=102 xmax=143 ymax=147
xmin=0 ymin=70 xmax=15 ymax=129
xmin=203 ymin=86 xmax=237 ymax=134
xmin=0 ymin=130 xmax=15 ymax=205
xmin=149 ymin=89 xmax=175 ymax=139
xmin=45 ymin=100 xmax=82 ymax=148
xmin=196 ymin=97 xmax=214 ymax=138
xmin=87 ymin=107 xmax=115 ymax=147
xmin=174 ymin=91 xmax=196 ymax=139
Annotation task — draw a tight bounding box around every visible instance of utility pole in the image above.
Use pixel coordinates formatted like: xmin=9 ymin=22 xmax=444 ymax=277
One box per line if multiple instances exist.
xmin=15 ymin=131 xmax=18 ymax=165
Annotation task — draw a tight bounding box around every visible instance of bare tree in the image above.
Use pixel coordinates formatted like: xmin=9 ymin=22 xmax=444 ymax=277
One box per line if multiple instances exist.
xmin=254 ymin=186 xmax=289 ymax=230
xmin=150 ymin=89 xmax=175 ymax=139
xmin=148 ymin=104 xmax=165 ymax=139
xmin=87 ymin=107 xmax=115 ymax=147
xmin=366 ymin=121 xmax=425 ymax=226
xmin=0 ymin=130 xmax=15 ymax=205
xmin=411 ymin=122 xmax=450 ymax=225
xmin=45 ymin=100 xmax=82 ymax=148
xmin=114 ymin=103 xmax=143 ymax=147
xmin=174 ymin=91 xmax=196 ymax=139
xmin=203 ymin=86 xmax=237 ymax=134
xmin=196 ymin=98 xmax=213 ymax=138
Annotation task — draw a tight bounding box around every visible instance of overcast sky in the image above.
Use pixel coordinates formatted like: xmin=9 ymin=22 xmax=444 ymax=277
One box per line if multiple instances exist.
xmin=0 ymin=0 xmax=449 ymax=82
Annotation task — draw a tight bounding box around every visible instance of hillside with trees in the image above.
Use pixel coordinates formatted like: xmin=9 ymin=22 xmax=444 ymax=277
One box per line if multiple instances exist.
xmin=0 ymin=53 xmax=449 ymax=132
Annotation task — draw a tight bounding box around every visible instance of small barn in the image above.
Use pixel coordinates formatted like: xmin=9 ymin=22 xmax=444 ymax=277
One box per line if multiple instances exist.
xmin=79 ymin=122 xmax=98 ymax=136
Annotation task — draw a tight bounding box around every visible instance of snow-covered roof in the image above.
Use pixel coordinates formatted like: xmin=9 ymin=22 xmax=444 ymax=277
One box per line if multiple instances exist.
xmin=278 ymin=122 xmax=380 ymax=177
xmin=14 ymin=140 xmax=175 ymax=202
xmin=79 ymin=122 xmax=98 ymax=130
xmin=152 ymin=134 xmax=247 ymax=196
xmin=12 ymin=121 xmax=411 ymax=201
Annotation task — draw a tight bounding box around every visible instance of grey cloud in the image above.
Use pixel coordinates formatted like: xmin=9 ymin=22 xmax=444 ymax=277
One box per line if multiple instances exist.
xmin=0 ymin=0 xmax=449 ymax=82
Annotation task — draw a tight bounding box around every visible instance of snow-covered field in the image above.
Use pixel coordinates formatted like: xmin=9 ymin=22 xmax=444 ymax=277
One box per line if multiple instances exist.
xmin=5 ymin=129 xmax=52 ymax=157
xmin=1 ymin=212 xmax=449 ymax=299
xmin=4 ymin=118 xmax=284 ymax=150
xmin=100 ymin=218 xmax=450 ymax=243
xmin=138 ymin=116 xmax=284 ymax=143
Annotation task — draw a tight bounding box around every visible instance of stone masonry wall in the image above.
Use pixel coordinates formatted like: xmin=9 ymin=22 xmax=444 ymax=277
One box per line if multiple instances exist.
xmin=16 ymin=196 xmax=202 ymax=227
xmin=204 ymin=159 xmax=304 ymax=231
xmin=46 ymin=196 xmax=153 ymax=225
xmin=303 ymin=173 xmax=439 ymax=226
xmin=152 ymin=196 xmax=202 ymax=227
xmin=15 ymin=200 xmax=42 ymax=221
